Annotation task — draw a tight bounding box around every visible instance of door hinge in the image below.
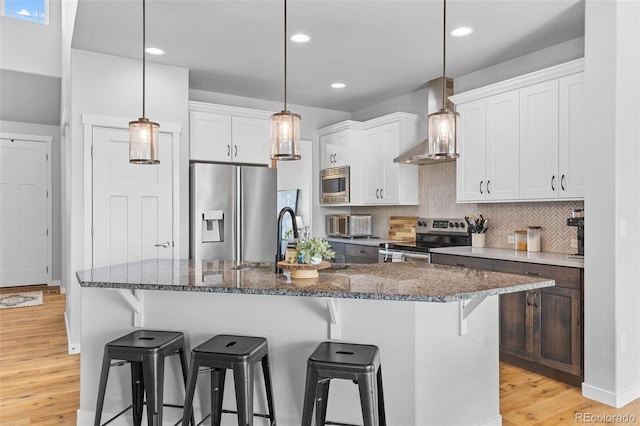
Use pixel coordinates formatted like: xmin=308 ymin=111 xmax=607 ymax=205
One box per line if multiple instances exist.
xmin=46 ymin=228 xmax=49 ymax=236
xmin=46 ymin=153 xmax=49 ymax=161
xmin=46 ymin=190 xmax=49 ymax=198
xmin=91 ymin=227 xmax=94 ymax=238
xmin=46 ymin=266 xmax=49 ymax=273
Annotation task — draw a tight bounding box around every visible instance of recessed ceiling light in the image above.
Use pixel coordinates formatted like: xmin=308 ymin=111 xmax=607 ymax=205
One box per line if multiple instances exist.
xmin=450 ymin=27 xmax=473 ymax=37
xmin=331 ymin=83 xmax=346 ymax=89
xmin=145 ymin=47 xmax=165 ymax=56
xmin=290 ymin=33 xmax=311 ymax=43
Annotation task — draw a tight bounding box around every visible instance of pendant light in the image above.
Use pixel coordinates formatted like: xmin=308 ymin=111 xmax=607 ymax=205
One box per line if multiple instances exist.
xmin=427 ymin=0 xmax=459 ymax=160
xmin=270 ymin=0 xmax=301 ymax=161
xmin=129 ymin=0 xmax=160 ymax=164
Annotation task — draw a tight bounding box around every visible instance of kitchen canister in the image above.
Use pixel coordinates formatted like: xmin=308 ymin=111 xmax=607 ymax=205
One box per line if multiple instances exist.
xmin=515 ymin=230 xmax=527 ymax=251
xmin=527 ymin=226 xmax=541 ymax=252
xmin=471 ymin=233 xmax=486 ymax=248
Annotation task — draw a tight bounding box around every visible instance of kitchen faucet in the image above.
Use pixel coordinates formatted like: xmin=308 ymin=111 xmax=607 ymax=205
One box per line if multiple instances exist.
xmin=276 ymin=207 xmax=298 ymax=273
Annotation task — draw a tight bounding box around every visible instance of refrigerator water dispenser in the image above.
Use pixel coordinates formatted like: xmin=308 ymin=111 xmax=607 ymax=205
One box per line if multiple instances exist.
xmin=202 ymin=210 xmax=224 ymax=242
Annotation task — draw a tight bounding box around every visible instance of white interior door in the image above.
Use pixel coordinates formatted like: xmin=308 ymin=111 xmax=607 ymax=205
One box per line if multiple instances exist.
xmin=92 ymin=127 xmax=173 ymax=268
xmin=0 ymin=138 xmax=49 ymax=287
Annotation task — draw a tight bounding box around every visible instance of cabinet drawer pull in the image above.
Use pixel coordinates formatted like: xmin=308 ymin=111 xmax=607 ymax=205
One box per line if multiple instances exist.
xmin=479 ymin=181 xmax=483 ymax=194
xmin=524 ymin=271 xmax=542 ymax=276
xmin=551 ymin=175 xmax=556 ymax=191
xmin=561 ymin=174 xmax=566 ymax=191
xmin=359 ymin=250 xmax=367 ymax=254
xmin=455 ymin=263 xmax=466 ymax=267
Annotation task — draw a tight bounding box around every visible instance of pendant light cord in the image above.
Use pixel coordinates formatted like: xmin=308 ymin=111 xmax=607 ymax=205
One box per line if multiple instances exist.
xmin=441 ymin=0 xmax=446 ymax=110
xmin=142 ymin=0 xmax=147 ymax=118
xmin=283 ymin=0 xmax=288 ymax=111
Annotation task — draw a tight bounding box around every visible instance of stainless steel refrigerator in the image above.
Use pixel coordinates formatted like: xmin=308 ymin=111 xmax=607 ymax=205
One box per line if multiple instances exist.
xmin=190 ymin=163 xmax=276 ymax=262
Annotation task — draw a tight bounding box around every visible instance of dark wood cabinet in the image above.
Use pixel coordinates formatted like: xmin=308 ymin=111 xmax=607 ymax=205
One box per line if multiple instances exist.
xmin=431 ymin=253 xmax=583 ymax=385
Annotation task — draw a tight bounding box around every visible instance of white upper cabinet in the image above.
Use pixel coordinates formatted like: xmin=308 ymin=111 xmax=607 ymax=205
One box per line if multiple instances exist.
xmin=519 ymin=80 xmax=559 ymax=199
xmin=558 ymin=73 xmax=586 ymax=199
xmin=320 ymin=130 xmax=350 ymax=169
xmin=451 ymin=59 xmax=585 ymax=203
xmin=189 ymin=102 xmax=272 ymax=165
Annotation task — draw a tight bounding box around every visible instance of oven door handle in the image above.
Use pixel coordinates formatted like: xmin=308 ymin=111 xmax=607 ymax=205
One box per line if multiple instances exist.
xmin=401 ymin=252 xmax=431 ymax=261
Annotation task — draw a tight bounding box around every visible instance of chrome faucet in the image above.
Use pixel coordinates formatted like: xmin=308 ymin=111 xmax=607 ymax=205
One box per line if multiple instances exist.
xmin=276 ymin=207 xmax=298 ymax=273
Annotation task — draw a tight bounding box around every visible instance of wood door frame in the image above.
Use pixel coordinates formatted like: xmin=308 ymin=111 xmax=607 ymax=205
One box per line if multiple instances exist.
xmin=0 ymin=132 xmax=53 ymax=285
xmin=81 ymin=114 xmax=182 ymax=270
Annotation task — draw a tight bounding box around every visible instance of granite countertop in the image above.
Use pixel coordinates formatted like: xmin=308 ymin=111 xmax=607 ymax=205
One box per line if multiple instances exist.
xmin=77 ymin=258 xmax=554 ymax=303
xmin=430 ymin=247 xmax=585 ymax=269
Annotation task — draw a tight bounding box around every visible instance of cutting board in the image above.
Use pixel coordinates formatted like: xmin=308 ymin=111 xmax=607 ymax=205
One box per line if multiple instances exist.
xmin=388 ymin=216 xmax=417 ymax=241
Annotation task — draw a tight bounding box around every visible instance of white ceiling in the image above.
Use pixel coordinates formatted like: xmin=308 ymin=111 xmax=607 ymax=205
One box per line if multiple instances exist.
xmin=71 ymin=0 xmax=585 ymax=112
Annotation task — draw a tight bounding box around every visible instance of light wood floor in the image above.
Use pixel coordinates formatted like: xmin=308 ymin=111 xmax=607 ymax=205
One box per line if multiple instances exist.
xmin=0 ymin=286 xmax=638 ymax=425
xmin=0 ymin=285 xmax=79 ymax=425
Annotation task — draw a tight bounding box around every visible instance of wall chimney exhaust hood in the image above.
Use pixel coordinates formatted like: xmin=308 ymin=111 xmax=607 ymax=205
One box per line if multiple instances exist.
xmin=394 ymin=77 xmax=455 ymax=165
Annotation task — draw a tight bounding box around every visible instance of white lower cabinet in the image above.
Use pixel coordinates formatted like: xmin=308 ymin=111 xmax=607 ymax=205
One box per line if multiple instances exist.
xmin=451 ymin=59 xmax=585 ymax=203
xmin=189 ymin=102 xmax=272 ymax=165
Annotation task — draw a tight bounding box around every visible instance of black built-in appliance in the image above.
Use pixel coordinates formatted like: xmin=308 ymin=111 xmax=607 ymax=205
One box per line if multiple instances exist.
xmin=567 ymin=217 xmax=584 ymax=256
xmin=379 ymin=218 xmax=471 ymax=263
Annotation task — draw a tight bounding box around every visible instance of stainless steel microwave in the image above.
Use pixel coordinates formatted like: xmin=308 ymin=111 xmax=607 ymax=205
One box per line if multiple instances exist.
xmin=320 ymin=166 xmax=350 ymax=204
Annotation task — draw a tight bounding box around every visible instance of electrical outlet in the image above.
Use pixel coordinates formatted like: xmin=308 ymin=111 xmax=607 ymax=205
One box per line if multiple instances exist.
xmin=507 ymin=235 xmax=515 ymax=244
xmin=570 ymin=239 xmax=578 ymax=249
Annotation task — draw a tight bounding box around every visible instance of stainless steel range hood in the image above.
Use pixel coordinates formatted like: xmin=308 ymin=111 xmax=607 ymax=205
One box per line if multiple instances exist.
xmin=394 ymin=77 xmax=455 ymax=165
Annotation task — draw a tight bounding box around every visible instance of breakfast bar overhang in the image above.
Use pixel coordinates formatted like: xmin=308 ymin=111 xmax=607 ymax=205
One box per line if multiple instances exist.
xmin=76 ymin=259 xmax=554 ymax=426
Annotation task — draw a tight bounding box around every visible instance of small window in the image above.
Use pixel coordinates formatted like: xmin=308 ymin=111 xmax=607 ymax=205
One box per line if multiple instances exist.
xmin=1 ymin=0 xmax=48 ymax=24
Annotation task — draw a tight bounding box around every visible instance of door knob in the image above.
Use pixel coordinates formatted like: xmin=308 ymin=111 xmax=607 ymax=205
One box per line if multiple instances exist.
xmin=155 ymin=241 xmax=171 ymax=248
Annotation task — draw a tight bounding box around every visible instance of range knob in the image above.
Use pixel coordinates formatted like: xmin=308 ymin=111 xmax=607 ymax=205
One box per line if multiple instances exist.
xmin=459 ymin=222 xmax=466 ymax=228
xmin=449 ymin=223 xmax=454 ymax=228
xmin=454 ymin=222 xmax=460 ymax=228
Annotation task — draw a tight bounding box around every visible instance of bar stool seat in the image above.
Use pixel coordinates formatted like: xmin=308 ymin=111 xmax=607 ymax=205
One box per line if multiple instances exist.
xmin=94 ymin=329 xmax=194 ymax=426
xmin=302 ymin=341 xmax=386 ymax=426
xmin=182 ymin=334 xmax=276 ymax=426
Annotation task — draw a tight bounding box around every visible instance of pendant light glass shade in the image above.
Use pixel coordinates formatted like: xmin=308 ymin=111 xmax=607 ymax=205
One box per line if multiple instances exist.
xmin=129 ymin=117 xmax=160 ymax=164
xmin=270 ymin=0 xmax=301 ymax=161
xmin=129 ymin=0 xmax=159 ymax=164
xmin=427 ymin=0 xmax=459 ymax=160
xmin=428 ymin=109 xmax=459 ymax=159
xmin=271 ymin=110 xmax=301 ymax=160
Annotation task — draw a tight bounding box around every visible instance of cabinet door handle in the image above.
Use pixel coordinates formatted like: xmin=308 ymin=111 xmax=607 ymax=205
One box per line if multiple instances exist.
xmin=360 ymin=250 xmax=367 ymax=254
xmin=479 ymin=181 xmax=483 ymax=194
xmin=455 ymin=263 xmax=466 ymax=267
xmin=533 ymin=291 xmax=539 ymax=308
xmin=227 ymin=144 xmax=231 ymax=156
xmin=526 ymin=290 xmax=532 ymax=306
xmin=561 ymin=174 xmax=566 ymax=191
xmin=234 ymin=145 xmax=238 ymax=157
xmin=551 ymin=175 xmax=556 ymax=191
xmin=376 ymin=189 xmax=380 ymax=199
xmin=524 ymin=271 xmax=542 ymax=276
xmin=487 ymin=180 xmax=491 ymax=194
xmin=334 ymin=154 xmax=337 ymax=163
xmin=380 ymin=188 xmax=384 ymax=199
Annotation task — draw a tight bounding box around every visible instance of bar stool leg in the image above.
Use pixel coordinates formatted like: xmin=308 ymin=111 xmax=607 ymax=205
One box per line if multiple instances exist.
xmin=182 ymin=355 xmax=200 ymax=426
xmin=376 ymin=367 xmax=386 ymax=426
xmin=233 ymin=362 xmax=254 ymax=426
xmin=210 ymin=368 xmax=226 ymax=426
xmin=177 ymin=347 xmax=195 ymax=426
xmin=260 ymin=355 xmax=276 ymax=425
xmin=131 ymin=361 xmax=145 ymax=426
xmin=94 ymin=348 xmax=112 ymax=426
xmin=357 ymin=372 xmax=378 ymax=426
xmin=142 ymin=354 xmax=165 ymax=426
xmin=301 ymin=366 xmax=319 ymax=426
xmin=315 ymin=378 xmax=331 ymax=426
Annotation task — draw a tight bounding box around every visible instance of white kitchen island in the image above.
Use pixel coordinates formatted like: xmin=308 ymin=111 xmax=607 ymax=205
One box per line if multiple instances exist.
xmin=76 ymin=259 xmax=554 ymax=426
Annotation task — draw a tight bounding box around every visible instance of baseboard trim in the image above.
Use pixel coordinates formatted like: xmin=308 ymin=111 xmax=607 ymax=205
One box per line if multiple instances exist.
xmin=477 ymin=415 xmax=502 ymax=426
xmin=64 ymin=311 xmax=80 ymax=354
xmin=582 ymin=382 xmax=640 ymax=408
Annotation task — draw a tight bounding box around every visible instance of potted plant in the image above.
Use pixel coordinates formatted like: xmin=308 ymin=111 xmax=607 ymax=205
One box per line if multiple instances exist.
xmin=295 ymin=238 xmax=335 ymax=265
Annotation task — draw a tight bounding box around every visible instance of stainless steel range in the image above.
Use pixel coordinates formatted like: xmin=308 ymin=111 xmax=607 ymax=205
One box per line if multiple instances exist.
xmin=379 ymin=218 xmax=471 ymax=263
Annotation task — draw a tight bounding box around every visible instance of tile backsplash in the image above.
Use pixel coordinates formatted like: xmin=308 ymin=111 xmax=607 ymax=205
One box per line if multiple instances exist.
xmin=352 ymin=161 xmax=584 ymax=254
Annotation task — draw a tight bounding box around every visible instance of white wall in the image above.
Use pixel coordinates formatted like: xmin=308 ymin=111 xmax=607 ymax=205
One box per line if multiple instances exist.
xmin=0 ymin=0 xmax=62 ymax=77
xmin=0 ymin=120 xmax=61 ymax=282
xmin=582 ymin=0 xmax=640 ymax=408
xmin=190 ymin=89 xmax=351 ymax=236
xmin=66 ymin=49 xmax=189 ymax=349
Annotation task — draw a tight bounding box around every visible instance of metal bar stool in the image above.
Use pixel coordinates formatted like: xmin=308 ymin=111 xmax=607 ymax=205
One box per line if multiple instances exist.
xmin=94 ymin=329 xmax=195 ymax=426
xmin=181 ymin=334 xmax=276 ymax=426
xmin=301 ymin=342 xmax=386 ymax=426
